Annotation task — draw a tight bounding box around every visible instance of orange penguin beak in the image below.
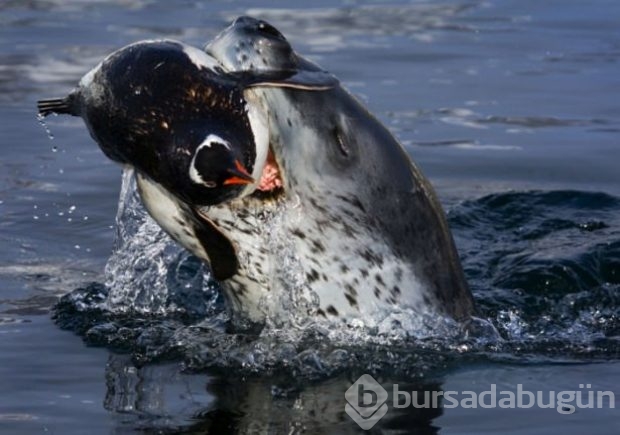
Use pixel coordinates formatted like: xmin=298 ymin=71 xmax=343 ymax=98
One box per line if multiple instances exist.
xmin=223 ymin=159 xmax=255 ymax=186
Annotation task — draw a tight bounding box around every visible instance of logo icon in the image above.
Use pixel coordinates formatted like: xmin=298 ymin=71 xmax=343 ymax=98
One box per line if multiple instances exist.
xmin=345 ymin=374 xmax=388 ymax=430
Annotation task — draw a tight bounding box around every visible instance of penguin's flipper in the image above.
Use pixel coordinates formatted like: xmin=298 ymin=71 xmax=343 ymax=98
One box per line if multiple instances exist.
xmin=135 ymin=172 xmax=238 ymax=281
xmin=189 ymin=207 xmax=238 ymax=281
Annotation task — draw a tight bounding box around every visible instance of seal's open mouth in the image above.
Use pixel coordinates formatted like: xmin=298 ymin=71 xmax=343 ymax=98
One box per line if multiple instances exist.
xmin=253 ymin=147 xmax=284 ymax=199
xmin=257 ymin=148 xmax=282 ymax=192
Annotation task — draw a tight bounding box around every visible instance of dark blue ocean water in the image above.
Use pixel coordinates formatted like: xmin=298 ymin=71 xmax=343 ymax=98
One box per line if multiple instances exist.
xmin=1 ymin=1 xmax=619 ymax=433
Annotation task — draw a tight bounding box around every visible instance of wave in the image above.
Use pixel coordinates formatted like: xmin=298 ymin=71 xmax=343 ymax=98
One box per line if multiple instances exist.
xmin=53 ymin=172 xmax=620 ymax=378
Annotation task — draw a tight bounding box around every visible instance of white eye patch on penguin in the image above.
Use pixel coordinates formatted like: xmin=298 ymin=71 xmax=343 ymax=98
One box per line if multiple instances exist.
xmin=189 ymin=134 xmax=254 ymax=189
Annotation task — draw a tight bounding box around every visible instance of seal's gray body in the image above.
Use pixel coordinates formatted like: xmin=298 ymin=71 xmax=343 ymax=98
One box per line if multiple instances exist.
xmin=204 ymin=17 xmax=474 ymax=322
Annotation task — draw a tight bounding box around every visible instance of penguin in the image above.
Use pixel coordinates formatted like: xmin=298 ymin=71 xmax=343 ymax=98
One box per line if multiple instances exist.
xmin=37 ymin=38 xmax=335 ymax=283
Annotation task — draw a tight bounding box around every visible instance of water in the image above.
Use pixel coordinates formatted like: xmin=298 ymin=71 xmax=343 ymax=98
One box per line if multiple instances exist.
xmin=1 ymin=0 xmax=619 ymax=433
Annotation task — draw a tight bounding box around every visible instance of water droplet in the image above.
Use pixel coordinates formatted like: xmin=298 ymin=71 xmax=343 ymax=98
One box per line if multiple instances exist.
xmin=37 ymin=113 xmax=55 ymax=140
xmin=69 ymin=205 xmax=76 ymax=213
xmin=74 ymin=245 xmax=81 ymax=250
xmin=52 ymin=146 xmax=58 ymax=153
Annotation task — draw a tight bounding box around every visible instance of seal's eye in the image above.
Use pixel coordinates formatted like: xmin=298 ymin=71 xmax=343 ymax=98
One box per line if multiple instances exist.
xmin=257 ymin=21 xmax=284 ymax=39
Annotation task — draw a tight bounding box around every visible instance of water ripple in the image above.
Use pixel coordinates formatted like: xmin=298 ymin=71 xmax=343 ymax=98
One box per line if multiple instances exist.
xmin=50 ymin=188 xmax=620 ymax=378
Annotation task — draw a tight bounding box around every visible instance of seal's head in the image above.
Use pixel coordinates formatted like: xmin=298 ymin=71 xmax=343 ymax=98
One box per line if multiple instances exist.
xmin=207 ymin=16 xmax=338 ymax=90
xmin=207 ymin=16 xmax=296 ymax=72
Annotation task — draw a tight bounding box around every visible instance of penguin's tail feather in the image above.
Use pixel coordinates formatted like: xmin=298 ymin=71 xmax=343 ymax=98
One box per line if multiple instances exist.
xmin=37 ymin=94 xmax=78 ymax=117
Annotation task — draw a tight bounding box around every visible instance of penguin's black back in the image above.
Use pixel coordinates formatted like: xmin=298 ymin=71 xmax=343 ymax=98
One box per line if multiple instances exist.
xmin=83 ymin=41 xmax=256 ymax=205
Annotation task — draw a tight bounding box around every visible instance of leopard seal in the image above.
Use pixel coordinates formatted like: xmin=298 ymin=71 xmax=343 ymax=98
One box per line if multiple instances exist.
xmin=204 ymin=17 xmax=475 ymax=323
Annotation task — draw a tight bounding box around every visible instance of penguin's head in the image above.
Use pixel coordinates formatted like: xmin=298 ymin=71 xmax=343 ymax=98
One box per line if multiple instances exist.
xmin=183 ymin=132 xmax=256 ymax=205
xmin=190 ymin=133 xmax=254 ymax=188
